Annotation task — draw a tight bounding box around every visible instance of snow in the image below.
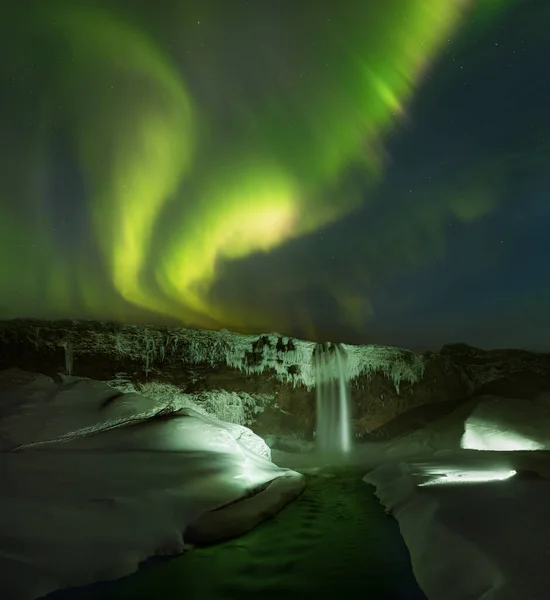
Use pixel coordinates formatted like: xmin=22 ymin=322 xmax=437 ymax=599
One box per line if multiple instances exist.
xmin=365 ymin=452 xmax=550 ymax=599
xmin=0 ymin=369 xmax=303 ymax=600
xmin=461 ymin=393 xmax=550 ymax=451
xmin=362 ymin=393 xmax=550 ymax=600
xmin=5 ymin=356 xmax=550 ymax=600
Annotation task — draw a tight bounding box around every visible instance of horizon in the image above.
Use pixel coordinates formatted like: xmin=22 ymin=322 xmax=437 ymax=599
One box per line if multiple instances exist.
xmin=1 ymin=316 xmax=548 ymax=355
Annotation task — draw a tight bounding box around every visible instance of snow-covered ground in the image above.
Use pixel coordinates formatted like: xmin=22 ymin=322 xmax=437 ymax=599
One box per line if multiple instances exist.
xmin=3 ymin=364 xmax=550 ymax=600
xmin=274 ymin=392 xmax=550 ymax=599
xmin=0 ymin=369 xmax=304 ymax=600
xmin=362 ymin=393 xmax=550 ymax=600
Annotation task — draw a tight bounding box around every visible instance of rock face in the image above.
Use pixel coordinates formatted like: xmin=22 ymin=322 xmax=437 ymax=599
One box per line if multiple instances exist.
xmin=440 ymin=343 xmax=550 ymax=399
xmin=0 ymin=319 xmax=548 ymax=444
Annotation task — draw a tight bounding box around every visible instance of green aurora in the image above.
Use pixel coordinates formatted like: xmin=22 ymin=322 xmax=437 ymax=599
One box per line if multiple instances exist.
xmin=0 ymin=0 xmax=523 ymax=341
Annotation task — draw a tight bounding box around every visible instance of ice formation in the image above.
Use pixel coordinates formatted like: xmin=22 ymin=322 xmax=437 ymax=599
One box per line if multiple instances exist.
xmin=0 ymin=319 xmax=426 ymax=392
xmin=343 ymin=342 xmax=425 ymax=393
xmin=107 ymin=378 xmax=273 ymax=429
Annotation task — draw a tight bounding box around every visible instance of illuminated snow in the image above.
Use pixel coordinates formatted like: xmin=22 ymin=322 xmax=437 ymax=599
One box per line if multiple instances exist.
xmin=461 ymin=423 xmax=544 ymax=451
xmin=460 ymin=395 xmax=550 ymax=452
xmin=0 ymin=369 xmax=303 ymax=599
xmin=418 ymin=468 xmax=516 ymax=486
xmin=365 ymin=453 xmax=550 ymax=600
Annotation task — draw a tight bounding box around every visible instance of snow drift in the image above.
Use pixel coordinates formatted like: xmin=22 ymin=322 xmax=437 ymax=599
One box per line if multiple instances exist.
xmin=365 ymin=452 xmax=550 ymax=599
xmin=364 ymin=392 xmax=550 ymax=600
xmin=462 ymin=393 xmax=550 ymax=451
xmin=372 ymin=393 xmax=550 ymax=459
xmin=0 ymin=369 xmax=304 ymax=600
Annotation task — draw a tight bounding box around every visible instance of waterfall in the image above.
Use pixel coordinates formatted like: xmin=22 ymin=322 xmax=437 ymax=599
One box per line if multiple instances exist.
xmin=313 ymin=342 xmax=352 ymax=455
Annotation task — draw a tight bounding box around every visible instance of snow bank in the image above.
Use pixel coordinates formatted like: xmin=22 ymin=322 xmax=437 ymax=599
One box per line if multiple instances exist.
xmin=365 ymin=451 xmax=550 ymax=599
xmin=462 ymin=394 xmax=550 ymax=451
xmin=0 ymin=369 xmax=303 ymax=600
xmin=363 ymin=395 xmax=550 ymax=599
xmin=373 ymin=393 xmax=550 ymax=459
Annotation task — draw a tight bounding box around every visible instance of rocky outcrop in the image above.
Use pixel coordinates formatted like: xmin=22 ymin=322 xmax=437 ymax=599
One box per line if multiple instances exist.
xmin=0 ymin=319 xmax=548 ymax=443
xmin=440 ymin=343 xmax=550 ymax=399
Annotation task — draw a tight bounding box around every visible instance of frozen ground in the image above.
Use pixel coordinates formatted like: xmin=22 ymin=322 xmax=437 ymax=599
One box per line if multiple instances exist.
xmin=360 ymin=393 xmax=550 ymax=600
xmin=365 ymin=451 xmax=550 ymax=600
xmin=2 ymin=366 xmax=550 ymax=600
xmin=0 ymin=369 xmax=304 ymax=600
xmin=274 ymin=392 xmax=550 ymax=600
xmin=45 ymin=465 xmax=426 ymax=600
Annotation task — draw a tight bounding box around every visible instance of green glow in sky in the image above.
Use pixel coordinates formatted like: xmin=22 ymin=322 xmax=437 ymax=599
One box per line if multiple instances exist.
xmin=0 ymin=0 xmax=515 ymax=334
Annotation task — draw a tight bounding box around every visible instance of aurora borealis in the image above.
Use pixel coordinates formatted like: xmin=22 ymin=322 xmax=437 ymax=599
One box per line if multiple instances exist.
xmin=1 ymin=0 xmax=547 ymax=350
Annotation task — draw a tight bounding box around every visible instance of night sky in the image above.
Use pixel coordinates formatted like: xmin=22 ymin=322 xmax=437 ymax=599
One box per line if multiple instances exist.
xmin=1 ymin=0 xmax=548 ymax=351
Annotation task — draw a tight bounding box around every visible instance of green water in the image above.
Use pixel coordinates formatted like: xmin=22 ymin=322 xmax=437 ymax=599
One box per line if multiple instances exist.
xmin=48 ymin=468 xmax=426 ymax=600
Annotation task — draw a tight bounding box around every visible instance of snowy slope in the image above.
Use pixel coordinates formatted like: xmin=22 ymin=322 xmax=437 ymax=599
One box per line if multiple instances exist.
xmin=365 ymin=452 xmax=550 ymax=600
xmin=462 ymin=393 xmax=550 ymax=451
xmin=364 ymin=392 xmax=550 ymax=600
xmin=0 ymin=369 xmax=304 ymax=600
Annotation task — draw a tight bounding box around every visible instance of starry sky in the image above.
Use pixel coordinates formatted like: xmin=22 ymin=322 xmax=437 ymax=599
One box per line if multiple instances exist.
xmin=1 ymin=0 xmax=548 ymax=351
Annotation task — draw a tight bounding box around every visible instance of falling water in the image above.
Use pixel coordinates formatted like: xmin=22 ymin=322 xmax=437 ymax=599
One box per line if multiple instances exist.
xmin=313 ymin=342 xmax=352 ymax=455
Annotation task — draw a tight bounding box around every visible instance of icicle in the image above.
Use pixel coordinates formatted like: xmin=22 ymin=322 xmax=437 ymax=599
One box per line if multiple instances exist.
xmin=144 ymin=338 xmax=156 ymax=377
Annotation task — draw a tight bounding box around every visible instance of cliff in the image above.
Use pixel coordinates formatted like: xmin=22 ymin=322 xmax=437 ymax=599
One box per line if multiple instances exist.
xmin=0 ymin=319 xmax=548 ymax=443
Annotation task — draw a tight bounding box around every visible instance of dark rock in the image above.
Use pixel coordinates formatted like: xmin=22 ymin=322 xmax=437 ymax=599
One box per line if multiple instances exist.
xmin=440 ymin=343 xmax=550 ymax=398
xmin=0 ymin=320 xmax=549 ymax=443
